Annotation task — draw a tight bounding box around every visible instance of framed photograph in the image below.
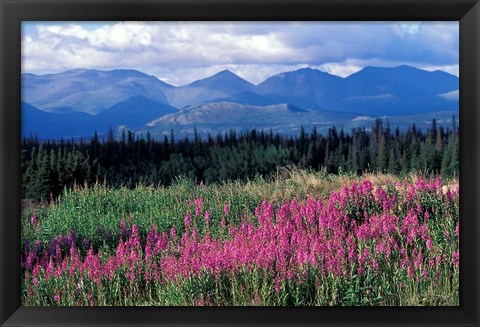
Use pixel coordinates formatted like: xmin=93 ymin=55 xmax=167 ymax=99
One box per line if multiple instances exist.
xmin=1 ymin=0 xmax=479 ymax=326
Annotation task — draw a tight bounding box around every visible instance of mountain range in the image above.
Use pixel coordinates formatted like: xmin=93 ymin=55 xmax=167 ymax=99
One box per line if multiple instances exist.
xmin=21 ymin=65 xmax=459 ymax=140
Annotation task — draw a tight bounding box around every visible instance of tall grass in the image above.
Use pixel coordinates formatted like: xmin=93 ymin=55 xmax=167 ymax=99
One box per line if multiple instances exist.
xmin=21 ymin=171 xmax=459 ymax=306
xmin=22 ymin=169 xmax=348 ymax=245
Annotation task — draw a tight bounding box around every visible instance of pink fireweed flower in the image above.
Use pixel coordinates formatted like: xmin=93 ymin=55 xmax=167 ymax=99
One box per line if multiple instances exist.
xmin=357 ymin=247 xmax=370 ymax=276
xmin=413 ymin=250 xmax=423 ymax=269
xmin=407 ymin=186 xmax=416 ymax=202
xmin=361 ymin=179 xmax=372 ymax=193
xmin=422 ymin=267 xmax=429 ymax=279
xmin=223 ymin=203 xmax=230 ymax=216
xmin=415 ymin=178 xmax=428 ymax=192
xmin=45 ymin=258 xmax=55 ymax=279
xmin=274 ymin=276 xmax=282 ymax=293
xmin=116 ymin=240 xmax=127 ymax=266
xmin=451 ymin=251 xmax=459 ymax=268
xmin=170 ymin=226 xmax=177 ymax=241
xmin=446 ymin=190 xmax=454 ymax=200
xmin=346 ymin=235 xmax=356 ymax=262
xmin=54 ymin=293 xmax=61 ymax=303
xmin=408 ymin=266 xmax=415 ymax=279
xmin=127 ymin=182 xmax=457 ymax=294
xmin=88 ymin=292 xmax=95 ymax=306
xmin=30 ymin=215 xmax=37 ymax=225
xmin=25 ymin=251 xmax=37 ymax=270
xmin=184 ymin=212 xmax=191 ymax=228
xmin=83 ymin=247 xmax=102 ymax=283
xmin=69 ymin=246 xmax=81 ymax=275
xmin=372 ymin=258 xmax=379 ymax=272
xmin=32 ymin=264 xmax=41 ymax=286
xmin=129 ymin=224 xmax=141 ymax=248
xmin=431 ymin=176 xmax=442 ymax=191
xmin=196 ymin=297 xmax=204 ymax=306
xmin=55 ymin=243 xmax=62 ymax=262
xmin=401 ymin=209 xmax=419 ymax=245
xmin=426 ymin=238 xmax=433 ymax=249
xmin=416 ymin=204 xmax=423 ymax=215
xmin=195 ymin=198 xmax=203 ymax=216
xmin=424 ymin=211 xmax=430 ymax=220
xmin=419 ymin=224 xmax=429 ymax=240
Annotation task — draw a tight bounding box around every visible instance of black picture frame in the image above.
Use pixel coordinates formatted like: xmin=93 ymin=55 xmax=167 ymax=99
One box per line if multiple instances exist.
xmin=1 ymin=0 xmax=479 ymax=326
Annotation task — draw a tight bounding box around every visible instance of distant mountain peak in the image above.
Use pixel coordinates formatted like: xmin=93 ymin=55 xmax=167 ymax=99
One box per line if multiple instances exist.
xmin=193 ymin=69 xmax=250 ymax=84
xmin=351 ymin=64 xmax=458 ymax=79
xmin=56 ymin=68 xmax=161 ymax=81
xmin=22 ymin=68 xmax=173 ymax=114
xmin=184 ymin=69 xmax=254 ymax=91
xmin=390 ymin=65 xmax=425 ymax=72
xmin=214 ymin=69 xmax=238 ymax=77
xmin=295 ymin=67 xmax=319 ymax=73
xmin=271 ymin=67 xmax=339 ymax=80
xmin=357 ymin=65 xmax=423 ymax=74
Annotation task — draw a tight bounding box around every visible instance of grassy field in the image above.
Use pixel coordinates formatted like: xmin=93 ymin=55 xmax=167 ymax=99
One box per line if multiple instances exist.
xmin=21 ymin=170 xmax=459 ymax=306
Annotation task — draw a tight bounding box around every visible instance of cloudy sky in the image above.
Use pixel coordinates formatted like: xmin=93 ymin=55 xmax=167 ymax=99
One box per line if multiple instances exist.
xmin=22 ymin=21 xmax=458 ymax=86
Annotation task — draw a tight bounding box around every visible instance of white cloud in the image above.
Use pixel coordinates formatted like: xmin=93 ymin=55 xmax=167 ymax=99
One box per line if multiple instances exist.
xmin=395 ymin=22 xmax=421 ymax=36
xmin=38 ymin=24 xmax=90 ymax=39
xmin=88 ymin=22 xmax=154 ymax=49
xmin=315 ymin=61 xmax=363 ymax=78
xmin=421 ymin=64 xmax=459 ymax=77
xmin=21 ymin=21 xmax=459 ymax=85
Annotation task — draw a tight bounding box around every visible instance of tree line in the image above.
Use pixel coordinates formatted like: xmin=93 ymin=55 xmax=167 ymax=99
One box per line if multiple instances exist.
xmin=22 ymin=118 xmax=459 ymax=200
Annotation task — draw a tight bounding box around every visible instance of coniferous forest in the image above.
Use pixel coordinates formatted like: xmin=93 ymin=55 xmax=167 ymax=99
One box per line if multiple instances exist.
xmin=22 ymin=117 xmax=458 ymax=201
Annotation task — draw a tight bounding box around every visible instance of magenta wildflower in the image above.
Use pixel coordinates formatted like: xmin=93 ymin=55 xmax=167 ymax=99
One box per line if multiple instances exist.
xmin=20 ymin=176 xmax=458 ymax=306
xmin=184 ymin=212 xmax=191 ymax=228
xmin=451 ymin=251 xmax=459 ymax=268
xmin=170 ymin=226 xmax=177 ymax=241
xmin=194 ymin=198 xmax=203 ymax=216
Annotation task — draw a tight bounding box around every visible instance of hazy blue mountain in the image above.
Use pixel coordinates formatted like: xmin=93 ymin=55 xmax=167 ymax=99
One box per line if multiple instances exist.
xmin=247 ymin=66 xmax=458 ymax=114
xmin=22 ymin=65 xmax=458 ymax=115
xmin=338 ymin=93 xmax=459 ymax=115
xmin=22 ymin=69 xmax=173 ymax=114
xmin=210 ymin=91 xmax=287 ymax=107
xmin=22 ymin=102 xmax=96 ymax=139
xmin=21 ymin=65 xmax=459 ymax=140
xmin=143 ymin=102 xmax=354 ymax=138
xmin=22 ymin=96 xmax=178 ymax=140
xmin=140 ymin=100 xmax=458 ymax=139
xmin=254 ymin=68 xmax=345 ymax=109
xmin=96 ymin=96 xmax=178 ymax=127
xmin=163 ymin=70 xmax=255 ymax=108
xmin=147 ymin=102 xmax=308 ymax=126
xmin=332 ymin=65 xmax=459 ymax=115
xmin=344 ymin=65 xmax=459 ymax=99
